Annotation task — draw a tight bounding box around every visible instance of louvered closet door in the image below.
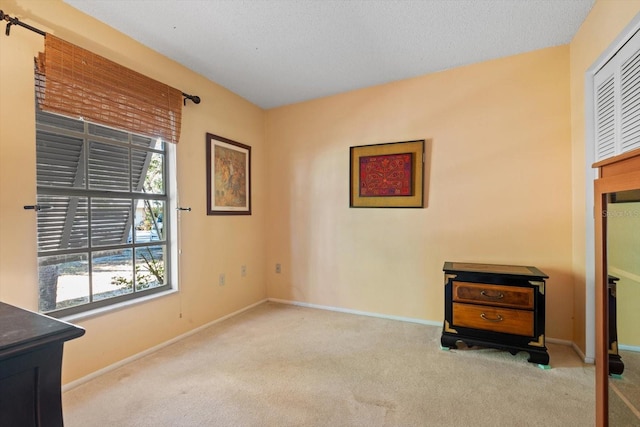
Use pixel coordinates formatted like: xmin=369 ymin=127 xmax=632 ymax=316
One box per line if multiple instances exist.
xmin=620 ymin=35 xmax=640 ymax=153
xmin=595 ymin=60 xmax=617 ymax=161
xmin=595 ymin=28 xmax=640 ymax=161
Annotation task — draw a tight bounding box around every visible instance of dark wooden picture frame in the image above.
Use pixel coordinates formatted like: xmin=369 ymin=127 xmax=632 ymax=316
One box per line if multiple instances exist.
xmin=206 ymin=133 xmax=251 ymax=215
xmin=350 ymin=140 xmax=425 ymax=208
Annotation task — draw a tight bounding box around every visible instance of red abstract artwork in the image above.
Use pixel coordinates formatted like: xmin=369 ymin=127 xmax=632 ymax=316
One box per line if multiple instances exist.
xmin=359 ymin=153 xmax=413 ymax=197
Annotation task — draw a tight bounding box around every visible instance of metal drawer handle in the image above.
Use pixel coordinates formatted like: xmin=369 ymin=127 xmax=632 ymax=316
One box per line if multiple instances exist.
xmin=480 ymin=290 xmax=504 ymax=299
xmin=480 ymin=313 xmax=503 ymax=322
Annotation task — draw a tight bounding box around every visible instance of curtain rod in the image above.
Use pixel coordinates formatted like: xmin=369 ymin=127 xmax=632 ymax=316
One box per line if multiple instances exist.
xmin=0 ymin=9 xmax=201 ymax=106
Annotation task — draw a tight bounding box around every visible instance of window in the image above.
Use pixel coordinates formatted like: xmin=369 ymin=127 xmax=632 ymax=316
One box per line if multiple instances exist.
xmin=36 ymin=108 xmax=174 ymax=317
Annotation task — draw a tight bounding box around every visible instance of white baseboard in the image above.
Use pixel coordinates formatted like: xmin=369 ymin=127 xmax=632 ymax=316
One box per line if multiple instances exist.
xmin=569 ymin=341 xmax=594 ymax=364
xmin=619 ymin=344 xmax=640 ymax=352
xmin=546 ymin=337 xmax=572 ymax=346
xmin=62 ymin=298 xmax=268 ymax=392
xmin=269 ymin=297 xmax=449 ymax=327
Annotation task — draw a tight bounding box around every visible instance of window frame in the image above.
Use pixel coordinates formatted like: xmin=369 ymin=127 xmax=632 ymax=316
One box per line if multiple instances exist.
xmin=35 ymin=109 xmax=177 ymax=318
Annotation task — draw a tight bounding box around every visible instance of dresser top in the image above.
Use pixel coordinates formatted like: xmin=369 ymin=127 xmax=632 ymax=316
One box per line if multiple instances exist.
xmin=0 ymin=302 xmax=85 ymax=359
xmin=443 ymin=262 xmax=548 ymax=278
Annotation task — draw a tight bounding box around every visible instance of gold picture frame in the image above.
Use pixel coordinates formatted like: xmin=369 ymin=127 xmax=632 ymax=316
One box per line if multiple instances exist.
xmin=350 ymin=140 xmax=424 ymax=208
xmin=206 ymin=133 xmax=251 ymax=215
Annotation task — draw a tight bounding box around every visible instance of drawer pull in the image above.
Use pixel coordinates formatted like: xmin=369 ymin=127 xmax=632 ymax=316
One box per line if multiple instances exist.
xmin=480 ymin=290 xmax=504 ymax=299
xmin=481 ymin=313 xmax=504 ymax=322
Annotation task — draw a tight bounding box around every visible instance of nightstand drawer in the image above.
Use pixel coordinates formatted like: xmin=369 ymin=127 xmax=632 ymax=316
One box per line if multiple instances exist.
xmin=452 ymin=303 xmax=534 ymax=336
xmin=453 ymin=281 xmax=534 ymax=309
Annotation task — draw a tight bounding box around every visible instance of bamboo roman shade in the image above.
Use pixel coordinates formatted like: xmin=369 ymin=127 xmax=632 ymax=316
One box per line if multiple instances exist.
xmin=36 ymin=34 xmax=182 ymax=144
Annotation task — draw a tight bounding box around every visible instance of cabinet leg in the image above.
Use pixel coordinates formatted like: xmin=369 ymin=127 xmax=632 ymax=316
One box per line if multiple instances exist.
xmin=526 ymin=349 xmax=549 ymax=366
xmin=440 ymin=334 xmax=458 ymax=350
xmin=609 ymin=354 xmax=624 ymax=376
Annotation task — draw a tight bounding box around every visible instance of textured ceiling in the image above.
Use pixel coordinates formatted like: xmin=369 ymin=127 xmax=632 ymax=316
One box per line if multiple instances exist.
xmin=63 ymin=0 xmax=595 ymax=109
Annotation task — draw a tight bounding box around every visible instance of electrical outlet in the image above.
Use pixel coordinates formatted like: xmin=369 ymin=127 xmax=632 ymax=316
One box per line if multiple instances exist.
xmin=219 ymin=273 xmax=226 ymax=286
xmin=275 ymin=263 xmax=281 ymax=274
xmin=241 ymin=265 xmax=247 ymax=277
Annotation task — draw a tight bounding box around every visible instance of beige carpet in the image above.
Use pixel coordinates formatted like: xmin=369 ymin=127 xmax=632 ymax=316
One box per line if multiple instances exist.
xmin=610 ymin=349 xmax=640 ymax=426
xmin=63 ymin=302 xmax=595 ymax=426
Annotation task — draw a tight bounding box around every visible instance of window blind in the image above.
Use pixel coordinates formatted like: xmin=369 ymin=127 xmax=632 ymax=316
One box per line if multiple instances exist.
xmin=36 ymin=34 xmax=182 ymax=144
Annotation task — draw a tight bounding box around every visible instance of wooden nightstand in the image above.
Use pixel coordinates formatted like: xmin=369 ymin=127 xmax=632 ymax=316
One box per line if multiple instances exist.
xmin=441 ymin=261 xmax=549 ymax=366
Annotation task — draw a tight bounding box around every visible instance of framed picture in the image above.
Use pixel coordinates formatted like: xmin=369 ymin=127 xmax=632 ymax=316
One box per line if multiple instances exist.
xmin=350 ymin=140 xmax=425 ymax=208
xmin=206 ymin=133 xmax=251 ymax=215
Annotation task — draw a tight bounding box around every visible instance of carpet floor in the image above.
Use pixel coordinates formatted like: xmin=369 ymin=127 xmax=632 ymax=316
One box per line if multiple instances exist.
xmin=63 ymin=302 xmax=597 ymax=426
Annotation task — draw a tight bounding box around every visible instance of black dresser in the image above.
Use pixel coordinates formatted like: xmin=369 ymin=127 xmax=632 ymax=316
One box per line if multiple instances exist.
xmin=0 ymin=302 xmax=85 ymax=426
xmin=441 ymin=262 xmax=549 ymax=366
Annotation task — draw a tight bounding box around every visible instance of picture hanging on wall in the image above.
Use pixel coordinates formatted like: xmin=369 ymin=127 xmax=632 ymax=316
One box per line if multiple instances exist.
xmin=206 ymin=133 xmax=251 ymax=215
xmin=350 ymin=139 xmax=425 ymax=208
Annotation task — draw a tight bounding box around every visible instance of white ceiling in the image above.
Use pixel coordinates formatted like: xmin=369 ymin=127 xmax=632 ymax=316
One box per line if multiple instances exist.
xmin=64 ymin=0 xmax=595 ymax=109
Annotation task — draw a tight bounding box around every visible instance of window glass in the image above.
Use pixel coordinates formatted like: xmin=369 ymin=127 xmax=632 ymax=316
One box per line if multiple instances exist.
xmin=36 ymin=131 xmax=85 ymax=188
xmin=38 ymin=253 xmax=89 ymax=313
xmin=88 ymin=123 xmax=129 ymax=143
xmin=35 ymin=109 xmax=172 ymax=317
xmin=36 ymin=195 xmax=89 ymax=251
xmin=92 ymin=249 xmax=134 ymax=301
xmin=88 ymin=141 xmax=130 ymax=191
xmin=90 ymin=198 xmax=133 ymax=247
xmin=134 ymin=245 xmax=166 ymax=291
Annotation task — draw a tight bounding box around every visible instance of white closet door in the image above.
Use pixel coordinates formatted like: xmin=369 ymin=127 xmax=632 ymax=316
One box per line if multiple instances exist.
xmin=620 ymin=35 xmax=640 ymax=153
xmin=594 ymin=28 xmax=640 ymax=161
xmin=594 ymin=60 xmax=617 ymax=162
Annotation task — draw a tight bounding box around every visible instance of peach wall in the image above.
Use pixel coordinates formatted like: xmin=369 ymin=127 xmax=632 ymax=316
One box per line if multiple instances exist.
xmin=569 ymin=0 xmax=640 ymax=355
xmin=0 ymin=0 xmax=267 ymax=383
xmin=2 ymin=0 xmax=638 ymax=386
xmin=265 ymin=47 xmax=574 ymax=340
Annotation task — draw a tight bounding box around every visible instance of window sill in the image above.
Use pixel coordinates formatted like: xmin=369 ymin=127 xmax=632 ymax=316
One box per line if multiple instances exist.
xmin=60 ymin=288 xmax=178 ymax=323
